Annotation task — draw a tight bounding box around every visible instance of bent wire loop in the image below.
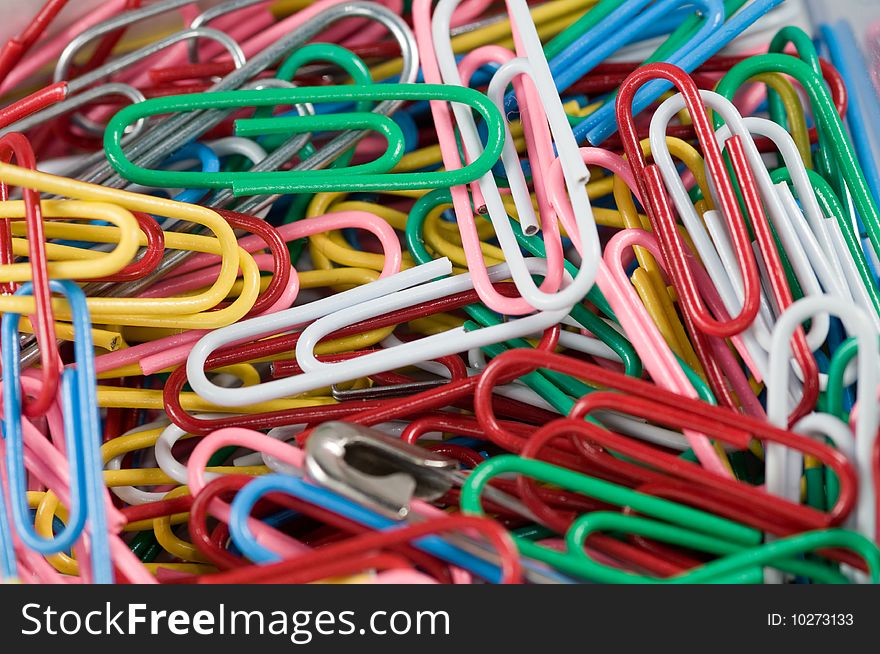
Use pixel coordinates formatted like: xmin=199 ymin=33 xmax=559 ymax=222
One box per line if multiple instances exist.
xmin=0 ymin=0 xmax=879 ymax=586
xmin=426 ymin=0 xmax=602 ymax=314
xmin=716 ymin=51 xmax=880 ymax=294
xmin=649 ymin=90 xmax=824 ymax=422
xmin=616 ymin=63 xmax=762 ymax=339
xmin=473 ymin=348 xmax=857 ymax=527
xmin=766 ymin=296 xmax=880 ymax=542
xmin=1 ymin=280 xmax=113 ymax=583
xmin=103 ymin=84 xmax=507 ymax=195
xmin=186 ymin=257 xmax=572 ymax=408
xmin=0 ymin=133 xmax=61 ymax=417
xmin=0 ymin=162 xmax=262 ymax=329
xmin=460 ymin=454 xmax=879 ymax=583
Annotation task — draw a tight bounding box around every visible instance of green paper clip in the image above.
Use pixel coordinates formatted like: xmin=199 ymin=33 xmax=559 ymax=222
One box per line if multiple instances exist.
xmin=104 ymin=84 xmax=505 ymax=196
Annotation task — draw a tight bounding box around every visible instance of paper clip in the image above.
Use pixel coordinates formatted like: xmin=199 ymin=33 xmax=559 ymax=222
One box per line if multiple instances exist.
xmin=535 ymin=0 xmax=726 ymax=107
xmin=84 ymin=2 xmax=418 ymax=190
xmin=0 ymin=133 xmax=60 ymax=416
xmin=306 ymin=421 xmax=533 ymax=522
xmin=104 ymin=84 xmax=505 ymax=196
xmin=716 ymin=47 xmax=880 ymax=296
xmin=0 ymin=162 xmax=258 ymax=329
xmin=617 ymin=63 xmax=761 ymax=338
xmin=461 ymin=453 xmax=879 ymax=583
xmin=575 ymin=0 xmax=785 ymax=144
xmin=767 ymin=296 xmax=879 ymax=542
xmin=425 ymin=0 xmax=602 ymax=314
xmin=0 ymin=0 xmax=68 ymax=85
xmin=1 ymin=0 xmax=878 ymax=588
xmin=1 ymin=280 xmax=113 ymax=583
xmin=53 ymin=1 xmax=225 ymax=88
xmin=649 ymin=91 xmax=825 ymax=421
xmin=0 ymin=83 xmax=147 ymax=144
xmin=474 ymin=348 xmax=856 ymax=520
xmin=186 ymin=258 xmax=571 ymax=408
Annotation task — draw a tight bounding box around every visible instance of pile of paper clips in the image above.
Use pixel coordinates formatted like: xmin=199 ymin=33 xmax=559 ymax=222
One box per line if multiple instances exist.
xmin=1 ymin=0 xmax=880 ymax=585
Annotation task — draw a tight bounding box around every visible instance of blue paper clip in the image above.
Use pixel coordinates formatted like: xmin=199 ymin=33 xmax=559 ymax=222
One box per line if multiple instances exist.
xmin=574 ymin=0 xmax=784 ymax=144
xmin=820 ymin=20 xmax=880 ymax=209
xmin=1 ymin=280 xmax=113 ymax=583
xmin=534 ymin=0 xmax=725 ymax=108
xmin=163 ymin=141 xmax=221 ymax=206
xmin=229 ymin=474 xmax=506 ymax=583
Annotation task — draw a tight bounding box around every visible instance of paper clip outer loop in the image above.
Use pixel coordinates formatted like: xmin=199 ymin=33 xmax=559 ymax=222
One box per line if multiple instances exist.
xmin=474 ymin=348 xmax=857 ymax=529
xmin=1 ymin=279 xmax=114 ymax=582
xmin=717 ymin=52 xmax=880 ymax=276
xmin=0 ymin=162 xmax=253 ymax=329
xmin=0 ymin=133 xmax=60 ymax=417
xmin=103 ymin=85 xmax=505 ymax=195
xmin=567 ymin=391 xmax=854 ymax=531
xmin=616 ymin=62 xmax=761 ymax=338
xmin=460 ymin=453 xmax=759 ymax=582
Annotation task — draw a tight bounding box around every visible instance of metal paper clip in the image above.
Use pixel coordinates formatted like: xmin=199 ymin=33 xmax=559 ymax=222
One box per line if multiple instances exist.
xmin=305 ymin=421 xmax=458 ymax=520
xmin=305 ymin=421 xmax=538 ymax=524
